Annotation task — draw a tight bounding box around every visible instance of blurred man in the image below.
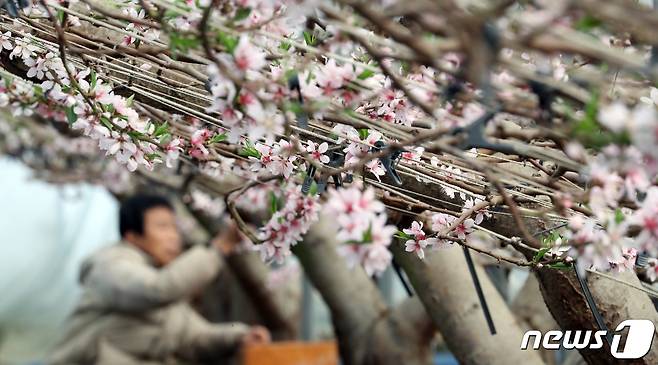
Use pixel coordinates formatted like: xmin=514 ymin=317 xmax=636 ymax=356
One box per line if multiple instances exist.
xmin=48 ymin=194 xmax=270 ymax=364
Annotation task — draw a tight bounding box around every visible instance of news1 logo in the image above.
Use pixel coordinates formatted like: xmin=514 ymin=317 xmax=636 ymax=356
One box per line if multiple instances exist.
xmin=520 ymin=320 xmax=656 ymax=359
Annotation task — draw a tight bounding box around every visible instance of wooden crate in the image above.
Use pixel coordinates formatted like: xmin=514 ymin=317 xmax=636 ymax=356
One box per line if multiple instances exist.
xmin=241 ymin=341 xmax=338 ymax=365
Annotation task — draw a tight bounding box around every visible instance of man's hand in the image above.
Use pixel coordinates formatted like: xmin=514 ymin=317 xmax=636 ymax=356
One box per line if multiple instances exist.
xmin=241 ymin=325 xmax=271 ymax=345
xmin=211 ymin=220 xmax=243 ymax=256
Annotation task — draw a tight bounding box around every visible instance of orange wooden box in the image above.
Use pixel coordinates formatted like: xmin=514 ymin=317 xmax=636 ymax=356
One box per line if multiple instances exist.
xmin=241 ymin=341 xmax=339 ymax=365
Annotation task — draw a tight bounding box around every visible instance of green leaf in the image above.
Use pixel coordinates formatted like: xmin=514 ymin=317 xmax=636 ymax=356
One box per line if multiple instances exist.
xmin=90 ymin=70 xmax=97 ymax=90
xmin=358 ymin=128 xmax=369 ymax=140
xmin=169 ymin=32 xmax=201 ymax=56
xmin=571 ymin=92 xmax=607 ymax=149
xmin=153 ymin=121 xmax=170 ymax=137
xmin=238 ymin=140 xmax=262 ymax=158
xmin=395 ymin=230 xmax=413 ymax=240
xmin=357 ymin=69 xmax=375 ymax=80
xmin=128 ymin=130 xmax=144 ymax=140
xmin=57 ymin=9 xmax=65 ymax=24
xmin=585 ymin=92 xmax=598 ymax=122
xmin=302 ymin=30 xmax=316 ymax=46
xmin=279 ymin=41 xmax=292 ymax=51
xmin=308 ymin=180 xmax=318 ymax=196
xmin=284 ymin=69 xmax=297 ymax=80
xmin=541 ymin=230 xmax=561 ymax=245
xmin=145 ymin=152 xmax=161 ymax=161
xmin=284 ymin=100 xmax=303 ymax=115
xmin=125 ymin=94 xmax=135 ymax=107
xmin=548 ymin=262 xmax=573 ymax=270
xmin=344 ymin=109 xmax=359 ymax=119
xmin=65 ymin=106 xmax=77 ymax=126
xmin=305 ymin=70 xmax=314 ymax=83
xmin=269 ymin=191 xmax=283 ymax=214
xmin=33 ymin=85 xmax=44 ymax=98
xmin=400 ymin=61 xmax=411 ymax=73
xmin=163 ymin=8 xmax=182 ymax=20
xmin=233 ymin=7 xmax=252 ymax=21
xmin=614 ymin=208 xmax=625 ymax=224
xmin=100 ymin=116 xmax=113 ymax=130
xmin=102 ymin=103 xmax=115 ymax=113
xmin=158 ymin=133 xmax=172 ymax=145
xmin=362 ymin=226 xmax=372 ymax=243
xmin=217 ymin=32 xmax=239 ymax=54
xmin=575 ymin=15 xmax=602 ymax=32
xmin=208 ymin=133 xmax=227 ymax=144
xmin=3 ymin=75 xmax=13 ymax=88
xmin=243 ymin=147 xmax=261 ymax=159
xmin=533 ymin=247 xmax=551 ymax=263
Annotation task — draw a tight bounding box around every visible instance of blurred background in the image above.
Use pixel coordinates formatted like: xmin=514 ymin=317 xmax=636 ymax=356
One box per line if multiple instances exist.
xmin=1 ymin=156 xmax=435 ymax=364
xmin=0 ymin=156 xmax=550 ymax=364
xmin=0 ymin=157 xmax=118 ymax=363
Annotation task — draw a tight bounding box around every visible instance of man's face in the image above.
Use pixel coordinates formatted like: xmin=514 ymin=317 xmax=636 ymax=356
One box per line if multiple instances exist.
xmin=127 ymin=206 xmax=182 ymax=266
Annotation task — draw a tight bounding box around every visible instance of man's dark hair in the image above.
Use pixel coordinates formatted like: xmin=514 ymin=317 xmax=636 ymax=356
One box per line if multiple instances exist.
xmin=119 ymin=194 xmax=174 ymax=237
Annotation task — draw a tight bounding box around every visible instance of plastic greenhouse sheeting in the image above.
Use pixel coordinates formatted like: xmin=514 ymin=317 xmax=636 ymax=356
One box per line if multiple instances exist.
xmin=0 ymin=157 xmax=118 ymax=364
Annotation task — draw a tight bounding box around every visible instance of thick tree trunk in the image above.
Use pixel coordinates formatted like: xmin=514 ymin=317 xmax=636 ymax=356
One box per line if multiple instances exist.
xmin=511 ymin=273 xmax=560 ymax=365
xmin=226 ymin=252 xmax=300 ymax=339
xmin=365 ymin=297 xmax=437 ymax=364
xmin=293 ymin=214 xmax=435 ymax=365
xmin=536 ymin=268 xmax=658 ymax=365
xmin=187 ymin=204 xmax=299 ymax=339
xmin=396 ymin=176 xmax=658 ymax=364
xmin=390 ymin=239 xmax=545 ymax=365
xmin=197 ymin=251 xmax=301 ymax=340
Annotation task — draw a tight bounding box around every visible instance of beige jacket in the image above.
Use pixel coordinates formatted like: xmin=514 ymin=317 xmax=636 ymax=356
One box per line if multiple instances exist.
xmin=48 ymin=242 xmax=250 ymax=365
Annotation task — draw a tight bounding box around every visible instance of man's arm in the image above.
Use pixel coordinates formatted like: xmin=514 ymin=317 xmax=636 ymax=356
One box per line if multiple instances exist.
xmin=87 ymin=221 xmax=244 ymax=312
xmin=176 ymin=304 xmax=254 ymax=361
xmin=87 ymin=245 xmax=223 ymax=312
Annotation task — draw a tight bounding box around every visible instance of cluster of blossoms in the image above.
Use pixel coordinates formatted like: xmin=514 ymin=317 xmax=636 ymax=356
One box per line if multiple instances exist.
xmin=206 ymin=36 xmax=288 ymax=145
xmin=169 ymin=115 xmax=233 ymax=167
xmin=301 ymin=59 xmax=359 ymax=101
xmin=645 ymin=258 xmax=658 ymax=283
xmin=163 ymin=137 xmax=184 ymax=168
xmin=433 ymin=163 xmax=472 ymax=200
xmin=163 ymin=0 xmax=209 ymax=31
xmin=122 ymin=0 xmax=286 ymax=40
xmin=403 ymin=220 xmax=442 ymax=259
xmin=362 ymin=67 xmax=438 ymax=127
xmin=598 ymin=102 xmax=658 ymax=163
xmin=3 ymin=0 xmax=658 ymax=291
xmin=463 ymin=198 xmax=492 ymax=224
xmin=324 ymin=185 xmax=397 ymax=276
xmin=550 ymin=100 xmax=658 ymax=274
xmin=189 ymin=128 xmax=214 ymax=159
xmin=332 ymin=125 xmax=386 ymax=180
xmin=118 ymin=0 xmax=304 ymax=37
xmin=188 ymin=189 xmax=226 ymax=218
xmin=331 ymin=125 xmax=423 ymax=181
xmin=258 ymin=183 xmax=321 ymax=263
xmin=403 ymin=211 xmax=479 ymax=259
xmin=0 ymin=32 xmax=185 ymax=172
xmin=0 ymin=114 xmax=135 ymax=195
xmin=299 ymin=52 xmax=444 ymax=129
xmin=559 ymin=214 xmax=637 ymax=274
xmin=122 ymin=6 xmax=161 ymax=45
xmin=1 ymin=0 xmax=450 ymax=182
xmin=235 ymin=182 xmax=276 ymax=213
xmin=248 ymin=139 xmax=300 ymax=179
